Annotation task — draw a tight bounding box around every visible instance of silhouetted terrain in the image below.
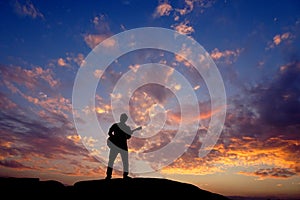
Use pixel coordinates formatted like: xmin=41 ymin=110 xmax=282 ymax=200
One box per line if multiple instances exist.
xmin=228 ymin=196 xmax=300 ymax=200
xmin=0 ymin=177 xmax=231 ymax=199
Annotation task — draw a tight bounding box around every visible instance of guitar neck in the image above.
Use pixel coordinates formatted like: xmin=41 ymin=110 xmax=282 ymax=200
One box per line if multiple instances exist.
xmin=132 ymin=127 xmax=142 ymax=132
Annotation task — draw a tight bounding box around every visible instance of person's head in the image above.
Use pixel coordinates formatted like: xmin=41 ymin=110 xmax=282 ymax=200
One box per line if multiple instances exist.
xmin=120 ymin=113 xmax=128 ymax=123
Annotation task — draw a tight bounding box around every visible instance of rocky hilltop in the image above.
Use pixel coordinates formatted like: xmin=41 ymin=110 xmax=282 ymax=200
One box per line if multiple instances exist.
xmin=0 ymin=177 xmax=231 ymax=199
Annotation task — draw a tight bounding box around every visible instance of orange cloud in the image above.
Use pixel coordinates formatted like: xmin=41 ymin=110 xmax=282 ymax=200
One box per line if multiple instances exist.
xmin=267 ymin=32 xmax=293 ymax=49
xmin=175 ymin=0 xmax=194 ymax=16
xmin=6 ymin=66 xmax=57 ymax=89
xmin=95 ymin=104 xmax=111 ymax=114
xmin=273 ymin=34 xmax=282 ymax=45
xmin=0 ymin=122 xmax=106 ymax=185
xmin=18 ymin=93 xmax=73 ymax=123
xmin=273 ymin=32 xmax=291 ymax=45
xmin=67 ymin=135 xmax=82 ymax=144
xmin=93 ymin=69 xmax=104 ymax=79
xmin=172 ymin=20 xmax=194 ymax=35
xmin=81 ymin=94 xmax=112 ymax=117
xmin=167 ymin=106 xmax=223 ymax=124
xmin=83 ymin=14 xmax=113 ymax=49
xmin=161 ymin=135 xmax=300 ymax=177
xmin=153 ymin=2 xmax=173 ymax=18
xmin=74 ymin=53 xmax=85 ymax=66
xmin=57 ymin=58 xmax=68 ymax=67
xmin=1 ymin=66 xmax=69 ymax=122
xmin=174 ymin=44 xmax=194 ymax=67
xmin=210 ymin=48 xmax=243 ymax=64
xmin=173 ymin=0 xmax=215 ymax=20
xmin=84 ymin=34 xmax=111 ymax=49
xmin=239 ymin=167 xmax=297 ymax=180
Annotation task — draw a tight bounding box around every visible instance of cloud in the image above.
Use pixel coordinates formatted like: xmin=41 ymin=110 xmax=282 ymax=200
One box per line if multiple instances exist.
xmin=210 ymin=48 xmax=243 ymax=65
xmin=0 ymin=65 xmax=59 ymax=91
xmin=84 ymin=14 xmax=113 ymax=49
xmin=128 ymin=84 xmax=174 ymax=125
xmin=153 ymin=2 xmax=173 ymax=18
xmin=267 ymin=32 xmax=294 ymax=49
xmin=128 ymin=64 xmax=140 ymax=73
xmin=221 ymin=60 xmax=300 ymax=143
xmin=153 ymin=0 xmax=215 ymax=20
xmin=161 ymin=135 xmax=300 ymax=176
xmin=240 ymin=168 xmax=297 ymax=179
xmin=92 ymin=14 xmax=110 ymax=33
xmin=57 ymin=58 xmax=68 ymax=67
xmin=84 ymin=34 xmax=112 ymax=49
xmin=0 ymin=65 xmax=73 ymax=126
xmin=74 ymin=53 xmax=85 ymax=67
xmin=251 ymin=61 xmax=300 ymax=128
xmin=93 ymin=15 xmax=102 ymax=26
xmin=122 ymin=81 xmax=295 ymax=176
xmin=93 ymin=69 xmax=104 ymax=79
xmin=174 ymin=44 xmax=193 ymax=66
xmin=152 ymin=78 xmax=300 ymax=175
xmin=0 ymin=63 xmax=91 ymax=180
xmin=172 ymin=20 xmax=194 ymax=35
xmin=0 ymin=91 xmax=72 ymax=126
xmin=173 ymin=0 xmax=215 ymax=21
xmin=0 ymin=93 xmax=17 ymax=110
xmin=83 ymin=33 xmax=115 ymax=49
xmin=50 ymin=53 xmax=85 ymax=68
xmin=13 ymin=0 xmax=44 ymax=19
xmin=137 ymin=84 xmax=173 ymax=104
xmin=175 ymin=0 xmax=194 ymax=16
xmin=0 ymin=159 xmax=30 ymax=169
xmin=0 ymin=95 xmax=100 ymax=183
xmin=166 ymin=105 xmax=223 ymax=125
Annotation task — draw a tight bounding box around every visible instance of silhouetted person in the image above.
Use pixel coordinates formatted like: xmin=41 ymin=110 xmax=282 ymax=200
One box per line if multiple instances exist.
xmin=105 ymin=113 xmax=141 ymax=179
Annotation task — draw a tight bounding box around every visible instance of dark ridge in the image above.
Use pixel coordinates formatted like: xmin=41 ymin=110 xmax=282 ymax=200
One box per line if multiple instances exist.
xmin=0 ymin=177 xmax=231 ymax=199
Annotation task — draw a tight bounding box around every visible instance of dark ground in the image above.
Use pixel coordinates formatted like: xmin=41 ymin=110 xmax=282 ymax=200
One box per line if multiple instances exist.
xmin=0 ymin=176 xmax=232 ymax=199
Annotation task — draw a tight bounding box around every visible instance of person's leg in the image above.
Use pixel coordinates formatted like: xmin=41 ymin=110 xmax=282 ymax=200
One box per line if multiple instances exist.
xmin=120 ymin=150 xmax=130 ymax=178
xmin=106 ymin=148 xmax=118 ymax=179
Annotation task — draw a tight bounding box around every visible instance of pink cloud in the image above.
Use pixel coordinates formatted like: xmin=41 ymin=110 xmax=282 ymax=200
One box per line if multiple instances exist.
xmin=1 ymin=65 xmax=59 ymax=91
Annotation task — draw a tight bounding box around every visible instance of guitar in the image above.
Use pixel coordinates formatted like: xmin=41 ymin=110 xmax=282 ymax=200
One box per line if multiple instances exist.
xmin=130 ymin=126 xmax=142 ymax=135
xmin=107 ymin=126 xmax=142 ymax=148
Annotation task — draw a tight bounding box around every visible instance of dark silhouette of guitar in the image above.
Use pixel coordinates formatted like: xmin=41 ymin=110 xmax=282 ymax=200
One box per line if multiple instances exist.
xmin=107 ymin=126 xmax=142 ymax=149
xmin=131 ymin=126 xmax=142 ymax=133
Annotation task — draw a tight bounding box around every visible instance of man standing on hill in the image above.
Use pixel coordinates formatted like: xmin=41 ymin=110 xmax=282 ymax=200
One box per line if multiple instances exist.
xmin=105 ymin=113 xmax=141 ymax=179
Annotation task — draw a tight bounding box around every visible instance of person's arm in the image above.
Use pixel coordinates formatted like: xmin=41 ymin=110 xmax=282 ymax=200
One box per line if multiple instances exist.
xmin=126 ymin=126 xmax=142 ymax=139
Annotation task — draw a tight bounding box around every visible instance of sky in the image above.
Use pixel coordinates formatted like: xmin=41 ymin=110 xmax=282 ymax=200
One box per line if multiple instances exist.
xmin=0 ymin=0 xmax=300 ymax=198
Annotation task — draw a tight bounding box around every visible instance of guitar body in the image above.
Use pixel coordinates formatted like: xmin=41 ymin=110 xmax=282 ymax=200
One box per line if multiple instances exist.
xmin=107 ymin=126 xmax=142 ymax=149
xmin=107 ymin=135 xmax=117 ymax=148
